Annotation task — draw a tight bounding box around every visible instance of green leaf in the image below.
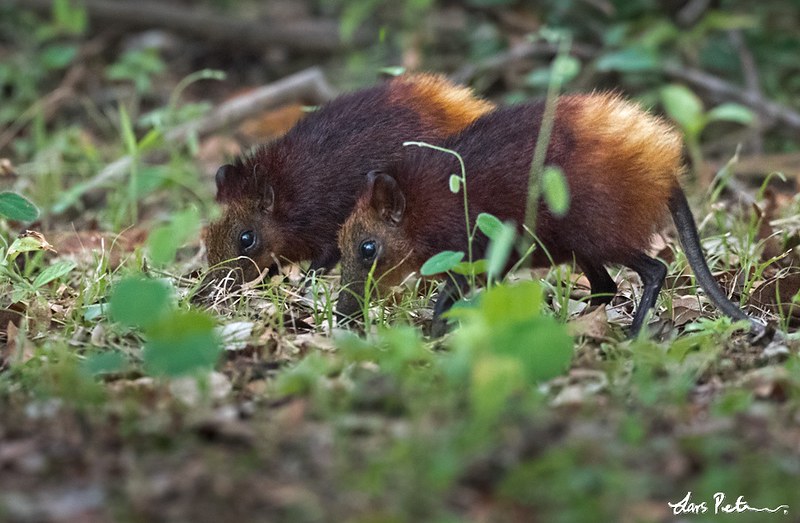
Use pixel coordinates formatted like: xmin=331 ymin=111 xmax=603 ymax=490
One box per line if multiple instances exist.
xmin=340 ymin=0 xmax=381 ymax=41
xmin=0 ymin=192 xmax=40 ymax=222
xmin=454 ymin=281 xmax=573 ymax=384
xmin=471 ymin=355 xmax=525 ymax=424
xmin=40 ymin=43 xmax=78 ymax=70
xmin=537 ymin=27 xmax=572 ymax=44
xmin=523 ymin=55 xmax=581 ymax=88
xmin=700 ymin=12 xmax=757 ymax=31
xmin=82 ymin=352 xmax=126 ymax=376
xmin=552 ymin=55 xmax=581 ymax=84
xmin=453 ymin=259 xmax=488 ymax=276
xmin=32 ymin=260 xmax=76 ymax=289
xmin=172 ymin=206 xmax=201 ymax=244
xmin=523 ymin=67 xmax=554 ymax=88
xmin=379 ymin=66 xmax=406 ymax=77
xmin=53 ymin=0 xmax=87 ymax=35
xmin=147 ymin=207 xmax=201 ymax=266
xmin=481 ymin=281 xmax=544 ymax=326
xmin=275 ymin=352 xmax=332 ymax=396
xmin=83 ymin=303 xmax=107 ymax=322
xmin=4 ymin=233 xmax=53 ymax=262
xmin=449 ymin=174 xmax=461 ymax=194
xmin=144 ymin=311 xmax=221 ymax=376
xmin=421 ymin=251 xmax=465 ymax=276
xmin=476 ymin=213 xmax=504 ymax=240
xmin=486 ymin=221 xmax=516 ymax=279
xmin=147 ymin=227 xmax=176 ymax=266
xmin=596 ymin=48 xmax=660 ymax=73
xmin=118 ymin=105 xmax=137 ymax=155
xmin=706 ymin=103 xmax=755 ymax=125
xmin=506 ymin=316 xmax=573 ymax=382
xmin=137 ymin=128 xmax=164 ymax=152
xmin=109 ymin=276 xmax=172 ymax=329
xmin=660 ymin=84 xmax=705 ymax=137
xmin=542 ymin=166 xmax=570 ymax=216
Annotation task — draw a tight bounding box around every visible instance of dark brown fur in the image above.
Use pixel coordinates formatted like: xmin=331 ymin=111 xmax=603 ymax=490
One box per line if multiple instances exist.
xmin=205 ymin=74 xmax=493 ymax=283
xmin=337 ymin=93 xmax=758 ymax=335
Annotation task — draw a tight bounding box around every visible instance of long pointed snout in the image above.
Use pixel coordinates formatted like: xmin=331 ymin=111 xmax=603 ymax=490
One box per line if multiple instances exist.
xmin=336 ymin=282 xmax=365 ymax=326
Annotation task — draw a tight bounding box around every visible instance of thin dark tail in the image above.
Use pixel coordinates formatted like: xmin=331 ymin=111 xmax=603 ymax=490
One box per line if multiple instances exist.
xmin=668 ymin=186 xmax=762 ymax=331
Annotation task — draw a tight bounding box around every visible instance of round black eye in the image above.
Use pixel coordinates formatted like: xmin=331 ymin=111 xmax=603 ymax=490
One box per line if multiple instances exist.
xmin=359 ymin=240 xmax=377 ymax=261
xmin=239 ymin=230 xmax=256 ymax=252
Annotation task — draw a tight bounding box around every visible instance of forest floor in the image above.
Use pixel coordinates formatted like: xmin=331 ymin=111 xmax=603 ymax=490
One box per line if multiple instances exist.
xmin=2 ymin=2 xmax=800 ymax=522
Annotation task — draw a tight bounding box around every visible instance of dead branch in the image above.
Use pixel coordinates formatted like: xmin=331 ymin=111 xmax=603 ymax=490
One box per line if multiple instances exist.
xmin=450 ymin=41 xmax=596 ymax=85
xmin=53 ymin=67 xmax=336 ymax=215
xmin=728 ymin=153 xmax=800 ymax=179
xmin=453 ymin=41 xmax=800 ymax=134
xmin=11 ymin=0 xmax=372 ymax=53
xmin=166 ymin=68 xmax=336 ymax=142
xmin=728 ymin=29 xmax=765 ymax=153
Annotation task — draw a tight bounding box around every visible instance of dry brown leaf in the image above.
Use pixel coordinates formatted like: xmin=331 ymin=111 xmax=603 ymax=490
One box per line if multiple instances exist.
xmin=0 ymin=307 xmax=24 ymax=336
xmin=238 ymin=103 xmax=305 ymax=143
xmin=3 ymin=322 xmax=35 ymax=367
xmin=567 ymin=305 xmax=609 ymax=339
xmin=671 ymin=295 xmax=703 ymax=326
xmin=754 ymin=192 xmax=785 ymax=264
xmin=0 ymin=158 xmax=16 ymax=177
xmin=196 ymin=135 xmax=241 ymax=174
xmin=749 ymin=271 xmax=800 ymax=323
xmin=245 ymin=379 xmax=268 ymax=396
xmin=13 ymin=230 xmax=56 ymax=255
xmin=739 ymin=366 xmax=790 ymax=401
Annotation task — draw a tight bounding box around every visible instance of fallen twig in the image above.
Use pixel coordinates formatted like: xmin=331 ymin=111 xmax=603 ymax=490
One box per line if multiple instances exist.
xmin=11 ymin=0 xmax=372 ymax=53
xmin=450 ymin=41 xmax=596 ymax=85
xmin=452 ymin=41 xmax=800 ymax=134
xmin=53 ymin=67 xmax=336 ymax=215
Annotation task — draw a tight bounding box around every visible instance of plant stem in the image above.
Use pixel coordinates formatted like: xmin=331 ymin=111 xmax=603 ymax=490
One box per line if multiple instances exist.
xmin=403 ymin=141 xmax=474 ymax=288
xmin=524 ymin=35 xmax=571 ymax=243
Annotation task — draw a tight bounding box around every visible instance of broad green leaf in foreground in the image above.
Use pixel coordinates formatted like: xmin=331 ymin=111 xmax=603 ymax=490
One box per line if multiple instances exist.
xmin=32 ymin=260 xmax=76 ymax=289
xmin=454 ymin=281 xmax=573 ymax=383
xmin=144 ymin=311 xmax=221 ymax=376
xmin=0 ymin=192 xmax=39 ymax=222
xmin=476 ymin=212 xmax=504 ymax=240
xmin=109 ymin=276 xmax=172 ymax=329
xmin=421 ymin=250 xmax=465 ymax=276
xmin=485 ymin=221 xmax=517 ymax=279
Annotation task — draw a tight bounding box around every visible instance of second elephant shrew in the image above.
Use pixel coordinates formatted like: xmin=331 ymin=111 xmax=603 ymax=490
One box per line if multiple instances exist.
xmin=336 ymin=93 xmax=764 ymax=336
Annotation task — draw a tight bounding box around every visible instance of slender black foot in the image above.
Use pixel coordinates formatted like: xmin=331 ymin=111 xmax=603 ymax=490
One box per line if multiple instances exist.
xmin=305 ymin=251 xmax=340 ymax=292
xmin=627 ymin=254 xmax=668 ymax=337
xmin=430 ymin=274 xmax=469 ymax=338
xmin=308 ymin=250 xmax=339 ymax=275
xmin=267 ymin=263 xmax=282 ymax=277
xmin=578 ymin=259 xmax=618 ymax=306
